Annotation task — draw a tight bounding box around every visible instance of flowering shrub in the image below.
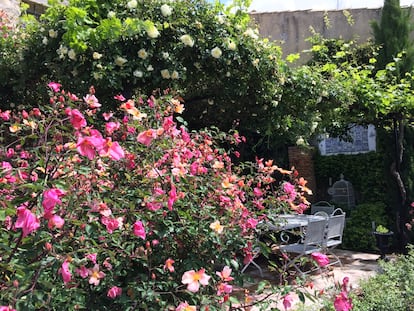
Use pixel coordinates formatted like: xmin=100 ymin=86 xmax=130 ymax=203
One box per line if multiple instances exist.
xmin=0 ymin=84 xmax=311 ymax=310
xmin=0 ymin=0 xmax=283 ymax=137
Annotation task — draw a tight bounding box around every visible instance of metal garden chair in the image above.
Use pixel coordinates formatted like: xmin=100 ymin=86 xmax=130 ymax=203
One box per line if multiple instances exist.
xmin=279 ymin=217 xmax=328 ymax=275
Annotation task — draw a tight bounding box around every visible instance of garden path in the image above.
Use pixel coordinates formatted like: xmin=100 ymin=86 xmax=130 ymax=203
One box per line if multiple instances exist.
xmin=239 ymin=249 xmax=384 ymax=310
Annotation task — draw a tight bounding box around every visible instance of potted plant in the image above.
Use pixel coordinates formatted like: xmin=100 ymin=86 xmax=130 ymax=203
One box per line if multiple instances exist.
xmin=373 ymin=225 xmax=393 ymax=260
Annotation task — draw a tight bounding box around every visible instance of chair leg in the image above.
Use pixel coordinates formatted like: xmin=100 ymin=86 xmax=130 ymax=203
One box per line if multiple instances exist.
xmin=241 ymin=251 xmax=264 ymax=277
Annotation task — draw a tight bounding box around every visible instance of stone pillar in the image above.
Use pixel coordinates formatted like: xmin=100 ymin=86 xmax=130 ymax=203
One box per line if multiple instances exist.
xmin=288 ymin=146 xmax=317 ymax=201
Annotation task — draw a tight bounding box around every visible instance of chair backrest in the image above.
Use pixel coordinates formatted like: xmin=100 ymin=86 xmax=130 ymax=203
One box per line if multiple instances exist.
xmin=327 ymin=213 xmax=346 ymax=242
xmin=311 ymin=201 xmax=335 ymax=215
xmin=303 ymin=218 xmax=328 ymax=246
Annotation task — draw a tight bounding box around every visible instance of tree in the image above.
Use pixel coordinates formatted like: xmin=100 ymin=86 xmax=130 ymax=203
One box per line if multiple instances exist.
xmin=372 ymin=0 xmax=414 ymax=252
xmin=371 ymin=0 xmax=414 ymax=77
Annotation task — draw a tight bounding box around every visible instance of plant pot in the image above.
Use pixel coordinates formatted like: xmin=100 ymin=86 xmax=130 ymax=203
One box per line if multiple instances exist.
xmin=373 ymin=231 xmax=393 ymax=260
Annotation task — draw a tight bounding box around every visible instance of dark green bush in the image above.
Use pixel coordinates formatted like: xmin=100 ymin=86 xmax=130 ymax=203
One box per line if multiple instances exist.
xmin=342 ymin=202 xmax=391 ymax=251
xmin=314 ymin=151 xmax=388 ymax=204
xmin=352 ymin=246 xmax=414 ymax=311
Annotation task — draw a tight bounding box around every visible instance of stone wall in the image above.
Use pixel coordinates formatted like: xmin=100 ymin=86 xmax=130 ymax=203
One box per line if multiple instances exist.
xmin=251 ymin=8 xmax=383 ymax=59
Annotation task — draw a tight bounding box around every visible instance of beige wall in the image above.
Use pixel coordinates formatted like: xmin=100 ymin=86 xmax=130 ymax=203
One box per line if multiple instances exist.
xmin=251 ymin=8 xmax=382 ymax=59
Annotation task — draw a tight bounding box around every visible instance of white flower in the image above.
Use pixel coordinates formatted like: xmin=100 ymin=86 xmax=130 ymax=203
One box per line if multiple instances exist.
xmin=161 ymin=69 xmax=171 ymax=79
xmin=56 ymin=45 xmax=68 ymax=59
xmin=93 ymin=72 xmax=103 ymax=80
xmin=93 ymin=52 xmax=103 ymax=60
xmin=160 ymin=4 xmax=172 ymax=17
xmin=137 ymin=48 xmax=148 ymax=59
xmin=96 ymin=64 xmax=103 ymax=69
xmin=127 ymin=0 xmax=137 ymax=9
xmin=226 ymin=40 xmax=236 ymax=51
xmin=171 ymin=70 xmax=179 ymax=79
xmin=162 ymin=52 xmax=169 ymax=59
xmin=48 ymin=29 xmax=58 ymax=38
xmin=147 ymin=65 xmax=154 ymax=71
xmin=180 ymin=34 xmax=194 ymax=47
xmin=217 ymin=15 xmax=225 ymax=24
xmin=42 ymin=37 xmax=48 ymax=45
xmin=71 ymin=69 xmax=78 ymax=76
xmin=133 ymin=70 xmax=143 ymax=78
xmin=252 ymin=58 xmax=259 ymax=67
xmin=226 ymin=72 xmax=231 ymax=77
xmin=146 ymin=24 xmax=160 ymax=39
xmin=244 ymin=28 xmax=259 ymax=40
xmin=115 ymin=56 xmax=128 ymax=67
xmin=107 ymin=11 xmax=116 ymax=18
xmin=68 ymin=49 xmax=77 ymax=60
xmin=211 ymin=47 xmax=222 ymax=59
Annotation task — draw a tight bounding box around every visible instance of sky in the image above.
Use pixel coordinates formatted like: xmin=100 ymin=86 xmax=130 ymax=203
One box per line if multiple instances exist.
xmin=216 ymin=0 xmax=414 ymax=12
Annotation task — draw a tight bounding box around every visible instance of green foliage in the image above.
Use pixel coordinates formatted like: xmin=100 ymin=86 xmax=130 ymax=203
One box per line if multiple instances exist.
xmin=342 ymin=202 xmax=390 ymax=251
xmin=0 ymin=83 xmax=313 ymax=310
xmin=314 ymin=151 xmax=388 ymax=204
xmin=0 ymin=0 xmax=284 ymax=159
xmin=352 ymin=246 xmax=414 ymax=310
xmin=371 ymin=0 xmax=414 ymax=76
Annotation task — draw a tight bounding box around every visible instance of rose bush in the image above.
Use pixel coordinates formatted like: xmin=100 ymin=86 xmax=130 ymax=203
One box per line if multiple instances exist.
xmin=0 ymin=84 xmax=312 ymax=310
xmin=0 ymin=0 xmax=284 ymax=146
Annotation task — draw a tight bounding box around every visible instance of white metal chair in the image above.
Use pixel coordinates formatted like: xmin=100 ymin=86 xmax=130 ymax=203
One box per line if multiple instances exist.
xmin=311 ymin=201 xmax=335 ymax=215
xmin=324 ymin=208 xmax=346 ymax=267
xmin=279 ymin=217 xmax=328 ymax=275
xmin=241 ymin=244 xmax=263 ymax=277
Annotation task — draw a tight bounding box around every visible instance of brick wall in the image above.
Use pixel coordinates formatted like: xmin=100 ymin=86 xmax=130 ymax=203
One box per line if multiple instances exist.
xmin=288 ymin=146 xmax=317 ymax=202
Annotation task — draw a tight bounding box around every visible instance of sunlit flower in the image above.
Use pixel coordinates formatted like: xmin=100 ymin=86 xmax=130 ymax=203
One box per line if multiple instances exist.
xmin=137 ymin=129 xmax=157 ymax=146
xmin=68 ymin=49 xmax=76 ymax=60
xmin=60 ymin=260 xmax=72 ymax=284
xmin=89 ymin=264 xmax=105 ymax=286
xmin=84 ymin=94 xmax=101 ymax=108
xmin=127 ymin=0 xmax=137 ymax=9
xmin=226 ymin=39 xmax=237 ymax=50
xmin=133 ymin=220 xmax=146 ymax=239
xmin=115 ymin=56 xmax=128 ymax=67
xmin=210 ymin=220 xmax=224 ymax=234
xmin=133 ymin=70 xmax=143 ymax=78
xmin=9 ymin=124 xmax=21 ymax=133
xmin=42 ymin=188 xmax=66 ymax=218
xmin=181 ymin=268 xmax=210 ymax=292
xmin=334 ymin=291 xmax=353 ymax=311
xmin=76 ymin=265 xmax=89 ymax=278
xmin=311 ymin=252 xmax=330 ymax=267
xmin=216 ymin=266 xmax=234 ymax=282
xmin=180 ymin=34 xmax=194 ymax=47
xmin=15 ymin=205 xmax=40 ymax=237
xmin=137 ymin=48 xmax=148 ymax=59
xmin=107 ymin=286 xmax=122 ymax=299
xmin=164 ymin=258 xmax=175 ymax=272
xmin=48 ymin=82 xmax=62 ymax=92
xmin=161 ymin=69 xmax=171 ymax=79
xmin=47 ymin=215 xmax=65 ymax=230
xmin=244 ymin=27 xmax=259 ymax=39
xmin=160 ymin=4 xmax=173 ymax=17
xmin=93 ymin=52 xmax=102 ymax=60
xmin=211 ymin=47 xmax=222 ymax=59
xmin=145 ymin=23 xmax=160 ymax=38
xmin=48 ymin=29 xmax=58 ymax=38
xmin=176 ymin=301 xmax=196 ymax=311
xmin=69 ymin=109 xmax=87 ymax=129
xmin=171 ymin=70 xmax=179 ymax=80
xmin=282 ymin=293 xmax=294 ymax=310
xmin=99 ymin=138 xmax=125 ymax=161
